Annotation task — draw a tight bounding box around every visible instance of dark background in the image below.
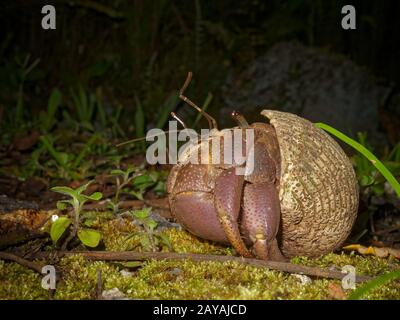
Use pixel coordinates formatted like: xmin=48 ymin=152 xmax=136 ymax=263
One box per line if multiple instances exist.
xmin=1 ymin=0 xmax=399 ymax=138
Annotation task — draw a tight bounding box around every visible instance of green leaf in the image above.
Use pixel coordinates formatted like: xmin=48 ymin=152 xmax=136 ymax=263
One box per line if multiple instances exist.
xmin=157 ymin=233 xmax=173 ymax=251
xmin=133 ymin=208 xmax=151 ymax=219
xmin=56 ymin=200 xmax=71 ymax=210
xmin=153 ymin=181 xmax=166 ymax=195
xmin=75 ymin=180 xmax=94 ymax=195
xmin=124 ymin=168 xmax=137 ymax=182
xmin=50 ymin=217 xmax=71 ymax=244
xmin=348 ymin=269 xmax=400 ymax=300
xmin=139 ymin=236 xmax=152 ymax=251
xmin=134 ymin=95 xmax=145 ymax=138
xmin=110 ymin=169 xmax=126 ymax=176
xmin=41 ymin=88 xmax=62 ymax=132
xmin=371 ymin=184 xmax=385 ymax=197
xmin=360 ymin=175 xmax=375 ymax=187
xmin=47 ymin=89 xmax=62 ymax=115
xmin=83 ymin=218 xmax=97 ymax=227
xmin=382 ymin=161 xmax=400 ymax=176
xmin=58 ymin=152 xmax=70 ymax=165
xmin=132 ymin=174 xmax=155 ymax=189
xmin=82 ymin=192 xmax=103 ymax=201
xmin=78 ymin=229 xmax=101 ymax=247
xmin=130 ymin=190 xmax=144 ymax=201
xmin=73 ymin=134 xmax=99 ymax=168
xmin=315 ymin=122 xmax=400 ymax=198
xmin=106 ymin=200 xmax=117 ymax=211
xmin=155 ymin=91 xmax=179 ymax=129
xmin=51 ymin=186 xmax=77 ymax=198
xmin=146 ymin=218 xmax=158 ymax=231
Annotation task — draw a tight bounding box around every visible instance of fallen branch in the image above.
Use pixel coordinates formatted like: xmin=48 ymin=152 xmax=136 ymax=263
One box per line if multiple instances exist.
xmin=0 ymin=251 xmax=44 ymax=274
xmin=25 ymin=250 xmax=372 ymax=283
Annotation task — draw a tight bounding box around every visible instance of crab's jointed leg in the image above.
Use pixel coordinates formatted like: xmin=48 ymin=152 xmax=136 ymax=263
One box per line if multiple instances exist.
xmin=241 ymin=126 xmax=286 ymax=261
xmin=242 ymin=182 xmax=285 ymax=261
xmin=214 ymin=167 xmax=253 ymax=258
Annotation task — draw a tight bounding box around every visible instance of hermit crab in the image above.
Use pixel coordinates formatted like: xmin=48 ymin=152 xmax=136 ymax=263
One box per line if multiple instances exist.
xmin=167 ymin=73 xmax=359 ymax=261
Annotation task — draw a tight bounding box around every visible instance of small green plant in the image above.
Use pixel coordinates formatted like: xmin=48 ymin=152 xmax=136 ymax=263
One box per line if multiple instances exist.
xmin=318 ymin=128 xmax=400 ymax=243
xmin=15 ymin=54 xmax=40 ymax=128
xmin=155 ymin=92 xmax=180 ymax=129
xmin=133 ymin=91 xmax=179 ymax=140
xmin=95 ymin=88 xmax=125 ymax=138
xmin=350 ymin=133 xmax=400 ymax=197
xmin=315 ymin=123 xmax=400 ymax=198
xmin=70 ymin=85 xmax=96 ymax=131
xmin=348 ymin=269 xmax=400 ymax=300
xmin=38 ymin=88 xmax=62 ymax=133
xmin=108 ymin=166 xmax=138 ymax=214
xmin=39 ymin=134 xmax=99 ymax=179
xmin=126 ymin=207 xmax=172 ymax=252
xmin=51 ymin=180 xmax=103 ymax=250
xmin=66 ymin=85 xmax=125 ymax=138
xmin=130 ymin=171 xmax=160 ymax=200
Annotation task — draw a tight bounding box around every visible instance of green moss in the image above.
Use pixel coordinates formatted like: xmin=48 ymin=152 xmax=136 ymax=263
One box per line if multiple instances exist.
xmin=291 ymin=252 xmax=398 ymax=276
xmin=0 ymin=260 xmax=47 ymax=299
xmin=160 ymin=228 xmax=234 ymax=255
xmin=100 ymin=218 xmax=233 ymax=255
xmin=1 ymin=218 xmax=399 ymax=300
xmin=101 ymin=219 xmax=139 ymax=251
xmin=54 ymin=255 xmax=118 ymax=300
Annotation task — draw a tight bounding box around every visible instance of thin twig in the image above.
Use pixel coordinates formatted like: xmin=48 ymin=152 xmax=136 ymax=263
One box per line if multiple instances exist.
xmin=24 ymin=251 xmax=372 ymax=283
xmin=97 ymin=269 xmax=103 ymax=300
xmin=0 ymin=251 xmax=44 ymax=274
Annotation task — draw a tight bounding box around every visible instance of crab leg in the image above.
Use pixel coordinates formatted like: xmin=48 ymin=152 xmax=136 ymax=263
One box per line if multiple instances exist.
xmin=214 ymin=167 xmax=253 ymax=258
xmin=242 ymin=182 xmax=285 ymax=261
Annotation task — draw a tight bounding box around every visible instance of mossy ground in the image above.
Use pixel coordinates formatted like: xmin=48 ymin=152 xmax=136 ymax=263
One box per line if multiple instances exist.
xmin=1 ymin=218 xmax=399 ymax=300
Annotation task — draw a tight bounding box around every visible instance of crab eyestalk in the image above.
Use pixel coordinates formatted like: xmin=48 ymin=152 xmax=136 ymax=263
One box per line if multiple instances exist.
xmin=231 ymin=110 xmax=250 ymax=128
xmin=179 ymin=71 xmax=219 ymax=130
xmin=171 ymin=112 xmax=187 ymax=129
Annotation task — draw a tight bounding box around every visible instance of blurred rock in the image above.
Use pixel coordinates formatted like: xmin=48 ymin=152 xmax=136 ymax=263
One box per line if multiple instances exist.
xmin=102 ymin=288 xmax=130 ymax=300
xmin=222 ymin=41 xmax=392 ymax=147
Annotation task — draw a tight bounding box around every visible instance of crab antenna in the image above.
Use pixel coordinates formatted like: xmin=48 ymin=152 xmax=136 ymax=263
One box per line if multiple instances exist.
xmin=116 ymin=129 xmax=182 ymax=147
xmin=231 ymin=110 xmax=250 ymax=128
xmin=171 ymin=112 xmax=187 ymax=129
xmin=179 ymin=71 xmax=218 ymax=130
